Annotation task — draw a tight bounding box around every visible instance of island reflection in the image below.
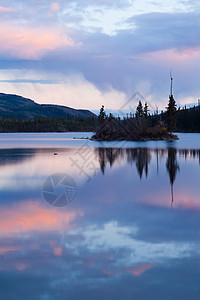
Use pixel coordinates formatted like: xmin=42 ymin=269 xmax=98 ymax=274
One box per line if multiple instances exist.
xmin=96 ymin=148 xmax=200 ymax=205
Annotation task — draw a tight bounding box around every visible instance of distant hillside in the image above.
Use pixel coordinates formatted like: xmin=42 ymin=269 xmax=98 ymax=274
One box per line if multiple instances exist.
xmin=0 ymin=93 xmax=96 ymax=119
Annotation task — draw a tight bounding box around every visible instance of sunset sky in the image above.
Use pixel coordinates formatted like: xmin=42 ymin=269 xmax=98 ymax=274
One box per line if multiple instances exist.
xmin=0 ymin=0 xmax=200 ymax=113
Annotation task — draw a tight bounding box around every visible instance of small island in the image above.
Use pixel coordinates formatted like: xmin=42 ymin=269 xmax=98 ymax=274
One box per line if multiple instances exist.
xmin=92 ymin=108 xmax=178 ymax=141
xmin=92 ymin=116 xmax=178 ymax=141
xmin=93 ymin=75 xmax=178 ymax=142
xmin=93 ymin=101 xmax=178 ymax=142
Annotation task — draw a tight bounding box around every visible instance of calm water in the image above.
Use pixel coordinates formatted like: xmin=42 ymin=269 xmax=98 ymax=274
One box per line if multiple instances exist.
xmin=0 ymin=133 xmax=200 ymax=299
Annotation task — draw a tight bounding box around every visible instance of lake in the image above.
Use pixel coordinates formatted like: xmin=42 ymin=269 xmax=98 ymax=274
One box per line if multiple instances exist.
xmin=0 ymin=133 xmax=200 ymax=299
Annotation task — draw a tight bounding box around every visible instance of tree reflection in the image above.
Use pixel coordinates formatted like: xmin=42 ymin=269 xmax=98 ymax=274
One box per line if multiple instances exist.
xmin=166 ymin=148 xmax=180 ymax=207
xmin=126 ymin=148 xmax=151 ymax=178
xmin=98 ymin=148 xmax=106 ymax=174
xmin=96 ymin=147 xmax=189 ymax=205
xmin=97 ymin=147 xmax=151 ymax=178
xmin=96 ymin=148 xmax=122 ymax=174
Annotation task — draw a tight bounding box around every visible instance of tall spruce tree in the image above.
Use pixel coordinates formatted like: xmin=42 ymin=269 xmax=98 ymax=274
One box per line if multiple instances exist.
xmin=98 ymin=105 xmax=106 ymax=122
xmin=166 ymin=73 xmax=177 ymax=134
xmin=136 ymin=101 xmax=143 ymax=118
xmin=166 ymin=95 xmax=177 ymax=135
xmin=144 ymin=102 xmax=149 ymax=118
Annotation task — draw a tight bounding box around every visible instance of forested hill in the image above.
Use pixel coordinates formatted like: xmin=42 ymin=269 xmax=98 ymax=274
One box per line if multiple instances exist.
xmin=0 ymin=93 xmax=95 ymax=119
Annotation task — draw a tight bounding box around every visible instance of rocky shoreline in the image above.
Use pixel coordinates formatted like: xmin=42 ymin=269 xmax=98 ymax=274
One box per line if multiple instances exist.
xmin=92 ymin=130 xmax=179 ymax=142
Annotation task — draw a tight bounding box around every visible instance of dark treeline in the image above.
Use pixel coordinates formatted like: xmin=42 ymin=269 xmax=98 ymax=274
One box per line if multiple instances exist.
xmin=150 ymin=104 xmax=200 ymax=132
xmin=0 ymin=103 xmax=200 ymax=133
xmin=0 ymin=116 xmax=96 ymax=132
xmin=159 ymin=105 xmax=200 ymax=132
xmin=176 ymin=105 xmax=200 ymax=132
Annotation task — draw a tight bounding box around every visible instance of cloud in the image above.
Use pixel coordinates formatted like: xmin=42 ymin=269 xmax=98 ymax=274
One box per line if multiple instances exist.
xmin=0 ymin=246 xmax=21 ymax=255
xmin=48 ymin=2 xmax=60 ymax=17
xmin=74 ymin=221 xmax=194 ymax=264
xmin=52 ymin=0 xmax=195 ymax=35
xmin=0 ymin=70 xmax=126 ymax=110
xmin=0 ymin=6 xmax=17 ymax=12
xmin=0 ymin=200 xmax=83 ymax=236
xmin=0 ymin=23 xmax=80 ymax=59
xmin=0 ymin=5 xmax=200 ymax=108
xmin=125 ymin=264 xmax=155 ymax=277
xmin=50 ymin=241 xmax=63 ymax=256
xmin=125 ymin=12 xmax=200 ymax=54
xmin=50 ymin=2 xmax=60 ymax=12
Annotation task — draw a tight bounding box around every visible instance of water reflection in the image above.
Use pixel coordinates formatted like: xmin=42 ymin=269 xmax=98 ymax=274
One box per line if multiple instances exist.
xmin=166 ymin=149 xmax=180 ymax=207
xmin=0 ymin=144 xmax=200 ymax=299
xmin=126 ymin=149 xmax=151 ymax=178
xmin=0 ymin=148 xmax=36 ymax=166
xmin=96 ymin=148 xmax=200 ymax=178
xmin=95 ymin=147 xmax=200 ymax=206
xmin=98 ymin=148 xmax=123 ymax=174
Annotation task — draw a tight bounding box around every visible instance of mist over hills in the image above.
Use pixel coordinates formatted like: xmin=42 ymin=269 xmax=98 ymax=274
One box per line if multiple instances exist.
xmin=0 ymin=93 xmax=96 ymax=119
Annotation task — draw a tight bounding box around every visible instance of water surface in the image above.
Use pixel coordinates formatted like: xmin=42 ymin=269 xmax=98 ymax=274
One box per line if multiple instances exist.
xmin=0 ymin=133 xmax=200 ymax=299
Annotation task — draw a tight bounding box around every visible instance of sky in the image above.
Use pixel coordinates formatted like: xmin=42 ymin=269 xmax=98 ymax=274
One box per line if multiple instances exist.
xmin=0 ymin=0 xmax=200 ymax=113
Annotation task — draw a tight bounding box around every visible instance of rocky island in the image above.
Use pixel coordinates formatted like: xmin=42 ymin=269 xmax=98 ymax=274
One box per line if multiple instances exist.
xmin=92 ymin=90 xmax=179 ymax=142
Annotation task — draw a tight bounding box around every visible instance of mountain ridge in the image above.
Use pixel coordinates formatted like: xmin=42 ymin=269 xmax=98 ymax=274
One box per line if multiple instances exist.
xmin=0 ymin=93 xmax=96 ymax=119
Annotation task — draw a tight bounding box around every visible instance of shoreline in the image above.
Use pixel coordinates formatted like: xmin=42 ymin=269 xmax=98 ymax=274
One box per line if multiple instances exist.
xmin=92 ymin=133 xmax=179 ymax=142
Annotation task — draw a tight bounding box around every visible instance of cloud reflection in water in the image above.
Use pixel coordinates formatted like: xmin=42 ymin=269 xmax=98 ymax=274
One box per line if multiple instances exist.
xmin=0 ymin=146 xmax=200 ymax=299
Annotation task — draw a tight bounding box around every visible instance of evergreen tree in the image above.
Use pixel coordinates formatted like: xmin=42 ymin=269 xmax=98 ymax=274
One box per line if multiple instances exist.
xmin=98 ymin=105 xmax=106 ymax=122
xmin=166 ymin=95 xmax=177 ymax=134
xmin=144 ymin=102 xmax=149 ymax=118
xmin=135 ymin=101 xmax=143 ymax=118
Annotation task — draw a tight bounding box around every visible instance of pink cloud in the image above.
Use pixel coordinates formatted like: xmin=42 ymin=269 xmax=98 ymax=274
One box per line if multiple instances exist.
xmin=101 ymin=264 xmax=155 ymax=277
xmin=53 ymin=247 xmax=63 ymax=256
xmin=15 ymin=262 xmax=28 ymax=271
xmin=0 ymin=246 xmax=21 ymax=255
xmin=0 ymin=6 xmax=17 ymax=13
xmin=0 ymin=260 xmax=29 ymax=271
xmin=50 ymin=241 xmax=63 ymax=256
xmin=0 ymin=200 xmax=83 ymax=236
xmin=125 ymin=264 xmax=155 ymax=277
xmin=101 ymin=269 xmax=118 ymax=276
xmin=0 ymin=23 xmax=81 ymax=59
xmin=48 ymin=2 xmax=60 ymax=17
xmin=50 ymin=2 xmax=60 ymax=12
xmin=138 ymin=47 xmax=200 ymax=66
xmin=140 ymin=191 xmax=200 ymax=210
